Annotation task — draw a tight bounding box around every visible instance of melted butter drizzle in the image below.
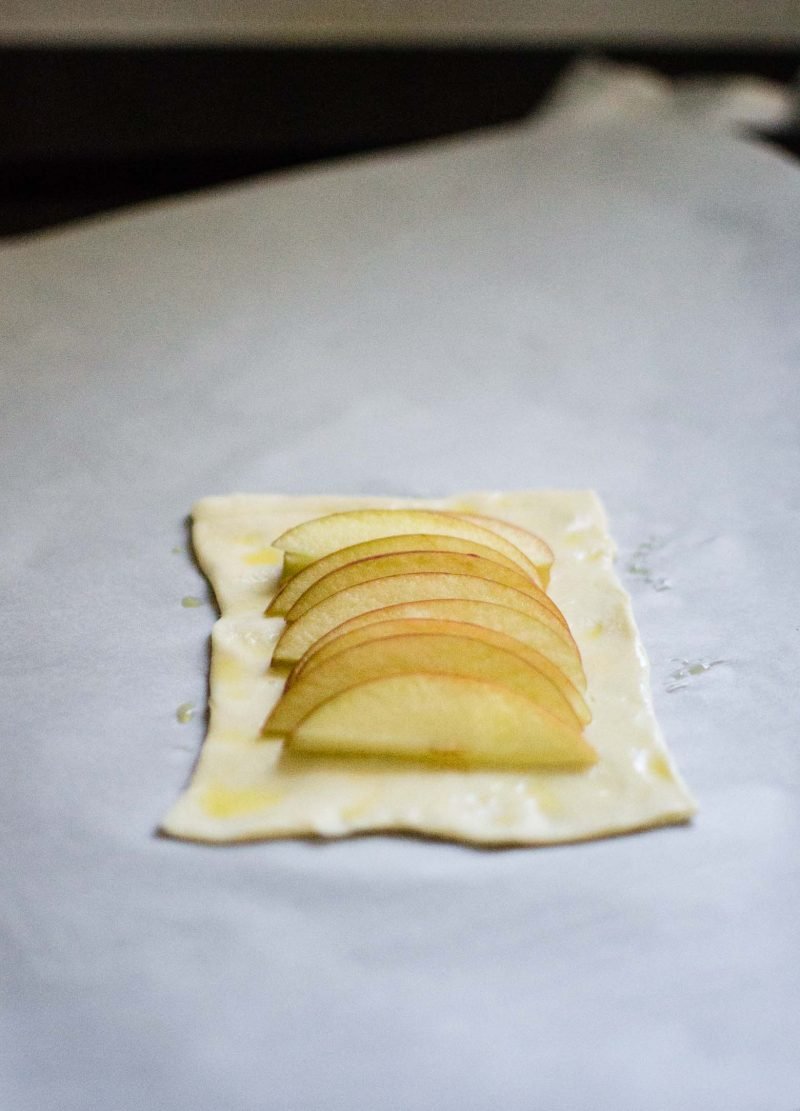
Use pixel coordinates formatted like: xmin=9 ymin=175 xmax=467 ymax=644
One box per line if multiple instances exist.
xmin=176 ymin=702 xmax=196 ymax=723
xmin=627 ymin=537 xmax=671 ymax=592
xmin=666 ymin=657 xmax=726 ymax=693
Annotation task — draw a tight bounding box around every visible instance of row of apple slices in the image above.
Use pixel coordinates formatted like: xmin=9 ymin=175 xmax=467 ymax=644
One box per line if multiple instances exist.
xmin=261 ymin=509 xmax=597 ymax=770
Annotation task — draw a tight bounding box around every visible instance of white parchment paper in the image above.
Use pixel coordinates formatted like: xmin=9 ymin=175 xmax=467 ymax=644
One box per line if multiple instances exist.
xmin=2 ymin=69 xmax=799 ymax=1111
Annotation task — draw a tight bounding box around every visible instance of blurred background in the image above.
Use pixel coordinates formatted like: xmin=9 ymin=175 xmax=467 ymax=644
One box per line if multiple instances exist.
xmin=1 ymin=0 xmax=798 ymax=238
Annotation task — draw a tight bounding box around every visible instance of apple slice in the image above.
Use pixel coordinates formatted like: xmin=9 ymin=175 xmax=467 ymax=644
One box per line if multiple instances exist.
xmin=288 ymin=673 xmax=597 ymax=769
xmin=284 ymin=549 xmax=564 ymax=624
xmin=272 ymin=573 xmax=576 ymax=668
xmin=272 ymin=509 xmax=540 ymax=582
xmin=451 ymin=512 xmax=554 ymax=588
xmin=291 ymin=598 xmax=587 ymax=692
xmin=287 ymin=617 xmax=591 ymax=726
xmin=264 ymin=630 xmax=582 ymax=736
xmin=267 ymin=532 xmax=526 ymax=616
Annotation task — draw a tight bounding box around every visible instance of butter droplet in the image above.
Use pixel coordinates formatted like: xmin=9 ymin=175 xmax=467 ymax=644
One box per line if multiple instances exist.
xmin=648 ymin=754 xmax=674 ymax=781
xmin=341 ymin=800 xmax=373 ymax=822
xmin=627 ymin=538 xmax=671 ymax=591
xmin=171 ymin=545 xmax=183 ymax=555
xmin=214 ymin=656 xmax=244 ymax=684
xmin=181 ymin=595 xmax=203 ymax=608
xmin=524 ymin=780 xmax=563 ymax=816
xmin=176 ymin=702 xmax=195 ymax=724
xmin=243 ymin=547 xmax=282 ymax=566
xmin=666 ymin=657 xmax=726 ymax=692
xmin=203 ymin=785 xmax=284 ymax=818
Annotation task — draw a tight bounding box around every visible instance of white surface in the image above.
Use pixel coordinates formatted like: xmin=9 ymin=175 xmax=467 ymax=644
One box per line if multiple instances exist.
xmin=2 ymin=74 xmax=800 ymax=1111
xmin=2 ymin=0 xmax=800 ymax=44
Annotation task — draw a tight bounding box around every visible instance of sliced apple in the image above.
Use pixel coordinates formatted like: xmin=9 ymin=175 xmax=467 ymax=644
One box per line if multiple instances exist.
xmin=291 ymin=598 xmax=587 ymax=692
xmin=287 ymin=617 xmax=591 ymax=726
xmin=451 ymin=512 xmax=554 ymax=588
xmin=284 ymin=549 xmax=563 ymax=624
xmin=265 ymin=630 xmax=582 ymax=736
xmin=267 ymin=532 xmax=526 ymax=616
xmin=272 ymin=573 xmax=576 ymax=668
xmin=272 ymin=509 xmax=541 ymax=582
xmin=288 ymin=673 xmax=597 ymax=769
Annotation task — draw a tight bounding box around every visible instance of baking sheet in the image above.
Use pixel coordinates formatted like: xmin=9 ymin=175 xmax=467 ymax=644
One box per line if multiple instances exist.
xmin=2 ymin=69 xmax=799 ymax=1111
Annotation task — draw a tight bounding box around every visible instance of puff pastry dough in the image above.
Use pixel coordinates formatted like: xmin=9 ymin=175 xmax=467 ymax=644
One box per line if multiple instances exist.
xmin=161 ymin=491 xmax=695 ymax=844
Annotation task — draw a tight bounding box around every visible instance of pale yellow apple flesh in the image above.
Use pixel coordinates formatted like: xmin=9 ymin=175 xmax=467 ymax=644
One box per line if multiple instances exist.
xmin=284 ymin=549 xmax=563 ymax=624
xmin=450 ymin=512 xmax=554 ymax=588
xmin=272 ymin=572 xmax=577 ymax=668
xmin=272 ymin=509 xmax=540 ymax=582
xmin=265 ymin=630 xmax=582 ymax=735
xmin=267 ymin=532 xmax=527 ymax=616
xmin=287 ymin=617 xmax=591 ymax=725
xmin=288 ymin=673 xmax=597 ymax=769
xmin=291 ymin=598 xmax=587 ymax=692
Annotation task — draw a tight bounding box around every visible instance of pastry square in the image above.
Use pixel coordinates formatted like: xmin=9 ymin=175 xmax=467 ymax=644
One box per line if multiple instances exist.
xmin=161 ymin=491 xmax=695 ymax=845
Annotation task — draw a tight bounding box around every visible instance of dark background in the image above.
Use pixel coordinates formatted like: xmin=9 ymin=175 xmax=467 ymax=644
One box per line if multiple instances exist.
xmin=1 ymin=44 xmax=798 ymax=238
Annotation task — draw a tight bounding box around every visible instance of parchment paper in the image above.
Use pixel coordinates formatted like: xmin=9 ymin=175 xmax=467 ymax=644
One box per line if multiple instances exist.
xmin=2 ymin=67 xmax=799 ymax=1111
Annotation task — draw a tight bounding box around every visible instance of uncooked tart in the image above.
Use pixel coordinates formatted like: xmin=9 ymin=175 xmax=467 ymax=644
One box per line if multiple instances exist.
xmin=161 ymin=491 xmax=695 ymax=844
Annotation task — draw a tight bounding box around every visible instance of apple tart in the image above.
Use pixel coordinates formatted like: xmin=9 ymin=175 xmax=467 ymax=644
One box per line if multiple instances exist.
xmin=161 ymin=492 xmax=695 ymax=844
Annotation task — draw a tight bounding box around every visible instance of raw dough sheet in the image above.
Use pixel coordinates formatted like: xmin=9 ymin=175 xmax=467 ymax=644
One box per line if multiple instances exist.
xmin=162 ymin=490 xmax=695 ymax=844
